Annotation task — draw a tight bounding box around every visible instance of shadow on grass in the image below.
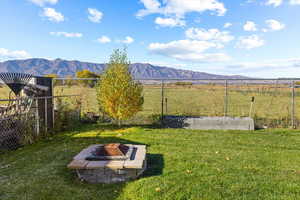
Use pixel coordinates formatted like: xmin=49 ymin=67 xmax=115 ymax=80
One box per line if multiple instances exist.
xmin=143 ymin=153 xmax=164 ymax=178
xmin=67 ymin=122 xmax=163 ymax=135
xmin=162 ymin=115 xmax=190 ymax=128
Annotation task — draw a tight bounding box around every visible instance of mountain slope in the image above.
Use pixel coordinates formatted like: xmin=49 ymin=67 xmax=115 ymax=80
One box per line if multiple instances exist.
xmin=0 ymin=58 xmax=247 ymax=79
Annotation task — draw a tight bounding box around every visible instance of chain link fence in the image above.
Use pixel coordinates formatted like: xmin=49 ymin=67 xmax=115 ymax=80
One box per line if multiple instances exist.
xmin=0 ymin=116 xmax=23 ymax=150
xmin=0 ymin=95 xmax=81 ymax=151
xmin=0 ymin=97 xmax=37 ymax=150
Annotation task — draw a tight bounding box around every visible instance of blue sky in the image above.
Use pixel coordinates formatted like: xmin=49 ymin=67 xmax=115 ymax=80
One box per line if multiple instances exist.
xmin=0 ymin=0 xmax=300 ymax=78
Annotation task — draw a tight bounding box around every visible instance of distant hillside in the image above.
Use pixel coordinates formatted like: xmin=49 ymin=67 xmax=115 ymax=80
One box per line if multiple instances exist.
xmin=0 ymin=58 xmax=248 ymax=79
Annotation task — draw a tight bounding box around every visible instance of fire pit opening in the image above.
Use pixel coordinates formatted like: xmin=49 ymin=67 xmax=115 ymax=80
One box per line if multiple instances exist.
xmin=85 ymin=143 xmax=133 ymax=161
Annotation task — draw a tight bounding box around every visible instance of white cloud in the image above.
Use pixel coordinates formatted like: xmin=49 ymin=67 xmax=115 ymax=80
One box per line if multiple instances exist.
xmin=243 ymin=21 xmax=257 ymax=31
xmin=42 ymin=7 xmax=64 ymax=22
xmin=266 ymin=0 xmax=283 ymax=7
xmin=224 ymin=22 xmax=232 ymax=28
xmin=236 ymin=35 xmax=265 ymax=49
xmin=121 ymin=36 xmax=134 ymax=44
xmin=145 ymin=61 xmax=188 ymax=68
xmin=140 ymin=0 xmax=161 ymax=10
xmin=50 ymin=32 xmax=83 ymax=38
xmin=155 ymin=17 xmax=185 ymax=27
xmin=232 ymin=58 xmax=300 ymax=70
xmin=88 ymin=8 xmax=103 ymax=23
xmin=265 ymin=0 xmax=300 ymax=6
xmin=185 ymin=28 xmax=234 ymax=43
xmin=29 ymin=0 xmax=58 ymax=7
xmin=215 ymin=58 xmax=300 ymax=78
xmin=290 ymin=0 xmax=300 ymax=5
xmin=264 ymin=19 xmax=285 ymax=31
xmin=148 ymin=39 xmax=230 ymax=62
xmin=223 ymin=58 xmax=300 ymax=75
xmin=97 ymin=36 xmax=111 ymax=43
xmin=0 ymin=48 xmax=31 ymax=60
xmin=137 ymin=0 xmax=227 ymax=19
xmin=149 ymin=40 xmax=216 ymax=53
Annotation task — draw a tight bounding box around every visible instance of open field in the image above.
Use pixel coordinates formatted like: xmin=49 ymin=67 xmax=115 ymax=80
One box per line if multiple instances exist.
xmin=54 ymin=84 xmax=300 ymax=128
xmin=1 ymin=83 xmax=300 ymax=128
xmin=1 ymin=124 xmax=300 ymax=200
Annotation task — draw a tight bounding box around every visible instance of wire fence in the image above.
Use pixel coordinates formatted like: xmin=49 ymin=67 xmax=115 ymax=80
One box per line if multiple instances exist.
xmin=51 ymin=78 xmax=300 ymax=129
xmin=0 ymin=95 xmax=80 ymax=151
xmin=1 ymin=78 xmax=300 ymax=131
xmin=0 ymin=115 xmax=24 ymax=150
xmin=0 ymin=97 xmax=38 ymax=150
xmin=161 ymin=79 xmax=298 ymax=129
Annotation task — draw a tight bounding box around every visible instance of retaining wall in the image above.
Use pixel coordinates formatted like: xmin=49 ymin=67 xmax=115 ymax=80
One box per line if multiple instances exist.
xmin=164 ymin=116 xmax=255 ymax=130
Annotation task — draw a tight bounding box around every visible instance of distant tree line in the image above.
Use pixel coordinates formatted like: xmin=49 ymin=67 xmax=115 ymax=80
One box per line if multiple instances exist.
xmin=44 ymin=69 xmax=100 ymax=88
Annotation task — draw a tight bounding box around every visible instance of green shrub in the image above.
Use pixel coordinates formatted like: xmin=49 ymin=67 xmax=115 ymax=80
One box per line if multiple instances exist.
xmin=174 ymin=82 xmax=193 ymax=86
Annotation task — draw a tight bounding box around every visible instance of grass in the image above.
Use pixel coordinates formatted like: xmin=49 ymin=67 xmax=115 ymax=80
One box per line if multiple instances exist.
xmin=2 ymin=124 xmax=300 ymax=199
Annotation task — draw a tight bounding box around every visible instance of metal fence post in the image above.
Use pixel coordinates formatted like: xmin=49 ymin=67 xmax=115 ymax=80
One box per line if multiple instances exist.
xmin=165 ymin=97 xmax=168 ymax=115
xmin=35 ymin=98 xmax=40 ymax=136
xmin=45 ymin=97 xmax=48 ymax=133
xmin=292 ymin=80 xmax=295 ymax=129
xmin=52 ymin=97 xmax=55 ymax=130
xmin=161 ymin=80 xmax=164 ymax=125
xmin=79 ymin=96 xmax=82 ymax=121
xmin=224 ymin=80 xmax=228 ymax=117
xmin=52 ymin=79 xmax=55 ymax=130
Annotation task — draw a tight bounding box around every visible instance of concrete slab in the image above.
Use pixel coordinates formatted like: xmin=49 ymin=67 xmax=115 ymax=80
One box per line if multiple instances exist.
xmin=104 ymin=160 xmax=125 ymax=169
xmin=124 ymin=145 xmax=146 ymax=169
xmin=73 ymin=145 xmax=98 ymax=160
xmin=67 ymin=160 xmax=88 ymax=169
xmin=86 ymin=161 xmax=110 ymax=169
xmin=164 ymin=116 xmax=254 ymax=130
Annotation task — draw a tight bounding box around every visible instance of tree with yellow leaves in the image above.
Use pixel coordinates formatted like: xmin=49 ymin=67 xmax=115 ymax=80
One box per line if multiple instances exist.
xmin=96 ymin=49 xmax=143 ymax=126
xmin=76 ymin=69 xmax=99 ymax=88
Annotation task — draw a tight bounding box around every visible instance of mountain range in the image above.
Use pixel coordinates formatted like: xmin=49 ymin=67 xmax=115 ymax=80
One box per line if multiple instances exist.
xmin=0 ymin=58 xmax=248 ymax=79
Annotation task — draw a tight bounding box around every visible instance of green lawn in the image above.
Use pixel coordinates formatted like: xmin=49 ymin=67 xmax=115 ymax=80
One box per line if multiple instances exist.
xmin=1 ymin=124 xmax=300 ymax=200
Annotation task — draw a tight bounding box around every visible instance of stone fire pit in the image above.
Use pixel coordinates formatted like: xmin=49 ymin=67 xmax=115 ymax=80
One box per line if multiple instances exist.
xmin=68 ymin=143 xmax=147 ymax=184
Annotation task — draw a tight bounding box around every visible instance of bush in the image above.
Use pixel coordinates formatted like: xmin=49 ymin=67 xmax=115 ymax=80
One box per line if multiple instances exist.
xmin=76 ymin=69 xmax=99 ymax=88
xmin=174 ymin=82 xmax=193 ymax=86
xmin=54 ymin=90 xmax=82 ymax=131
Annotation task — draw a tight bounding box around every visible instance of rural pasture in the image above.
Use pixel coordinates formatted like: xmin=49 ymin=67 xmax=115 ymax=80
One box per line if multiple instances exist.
xmin=1 ymin=81 xmax=299 ymax=128
xmin=56 ymin=81 xmax=300 ymax=128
